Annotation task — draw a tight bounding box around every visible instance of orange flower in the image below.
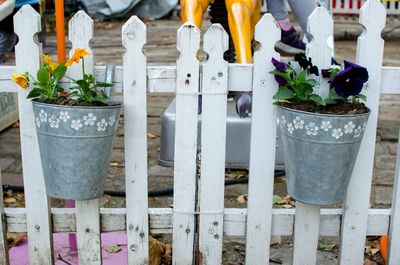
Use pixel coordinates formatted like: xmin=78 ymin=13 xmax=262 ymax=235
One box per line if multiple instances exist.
xmin=12 ymin=73 xmax=29 ymax=89
xmin=43 ymin=54 xmax=59 ymax=73
xmin=65 ymin=48 xmax=89 ymax=67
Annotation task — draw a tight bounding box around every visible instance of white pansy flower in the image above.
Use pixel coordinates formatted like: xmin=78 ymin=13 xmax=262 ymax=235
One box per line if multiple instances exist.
xmin=320 ymin=121 xmax=332 ymax=132
xmin=83 ymin=113 xmax=97 ymax=126
xmin=49 ymin=115 xmax=60 ymax=129
xmin=39 ymin=109 xmax=47 ymax=122
xmin=59 ymin=111 xmax=70 ymax=122
xmin=305 ymin=122 xmax=319 ymax=136
xmin=71 ymin=119 xmax=83 ymax=131
xmin=332 ymin=128 xmax=343 ymax=139
xmin=287 ymin=123 xmax=294 ymax=134
xmin=97 ymin=119 xmax=108 ymax=132
xmin=293 ymin=116 xmax=304 ymax=129
xmin=344 ymin=121 xmax=355 ymax=134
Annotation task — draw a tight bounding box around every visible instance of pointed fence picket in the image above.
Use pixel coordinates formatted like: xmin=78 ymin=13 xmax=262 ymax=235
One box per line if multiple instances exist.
xmin=13 ymin=5 xmax=54 ymax=265
xmin=340 ymin=1 xmax=387 ymax=264
xmin=198 ymin=24 xmax=228 ymax=265
xmin=245 ymin=14 xmax=280 ymax=264
xmin=292 ymin=7 xmax=335 ymax=265
xmin=67 ymin=11 xmax=103 ymax=265
xmin=1 ymin=1 xmax=400 ymax=264
xmin=172 ymin=23 xmax=201 ymax=265
xmin=122 ymin=16 xmax=150 ymax=265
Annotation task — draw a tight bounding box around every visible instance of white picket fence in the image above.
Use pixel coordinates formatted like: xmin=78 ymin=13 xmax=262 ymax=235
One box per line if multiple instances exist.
xmin=0 ymin=1 xmax=400 ymax=264
xmin=329 ymin=0 xmax=400 ymax=15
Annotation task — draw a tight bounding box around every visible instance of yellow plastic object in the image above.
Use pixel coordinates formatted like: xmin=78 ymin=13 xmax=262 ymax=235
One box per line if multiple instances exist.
xmin=180 ymin=0 xmax=261 ymax=63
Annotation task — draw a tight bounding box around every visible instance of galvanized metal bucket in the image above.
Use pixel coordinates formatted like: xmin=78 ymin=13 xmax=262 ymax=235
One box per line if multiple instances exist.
xmin=32 ymin=101 xmax=122 ymax=200
xmin=277 ymin=106 xmax=370 ymax=205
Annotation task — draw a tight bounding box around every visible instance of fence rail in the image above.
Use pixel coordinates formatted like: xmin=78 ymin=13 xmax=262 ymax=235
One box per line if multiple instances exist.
xmin=0 ymin=1 xmax=399 ymax=264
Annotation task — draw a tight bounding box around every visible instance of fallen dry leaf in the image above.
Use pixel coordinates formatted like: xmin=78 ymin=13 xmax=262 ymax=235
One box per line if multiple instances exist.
xmin=236 ymin=194 xmax=247 ymax=204
xmin=4 ymin=198 xmax=17 ymax=204
xmin=363 ymin=258 xmax=377 ymax=265
xmin=149 ymin=236 xmax=168 ymax=265
xmin=12 ymin=121 xmax=20 ymax=128
xmin=7 ymin=233 xmax=26 ymax=247
xmin=147 ymin=132 xmax=157 ymax=139
xmin=227 ymin=170 xmax=248 ymax=179
xmin=105 ymin=245 xmax=122 ymax=253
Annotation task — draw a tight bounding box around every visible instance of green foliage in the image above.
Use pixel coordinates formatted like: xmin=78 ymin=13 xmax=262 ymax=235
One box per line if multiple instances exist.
xmin=272 ymin=67 xmax=326 ymax=106
xmin=69 ymin=73 xmax=111 ymax=104
xmin=27 ymin=64 xmax=67 ymax=101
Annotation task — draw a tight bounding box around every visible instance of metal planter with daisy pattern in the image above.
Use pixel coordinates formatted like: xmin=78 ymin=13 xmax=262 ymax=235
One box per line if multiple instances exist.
xmin=32 ymin=101 xmax=122 ymax=200
xmin=278 ymin=106 xmax=370 ymax=205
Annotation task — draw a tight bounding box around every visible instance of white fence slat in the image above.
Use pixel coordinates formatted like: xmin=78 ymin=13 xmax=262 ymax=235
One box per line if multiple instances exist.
xmin=198 ymin=24 xmax=228 ymax=265
xmin=172 ymin=22 xmax=200 ymax=265
xmin=340 ymin=1 xmax=386 ymax=264
xmin=13 ymin=5 xmax=54 ymax=264
xmin=76 ymin=200 xmax=101 ymax=264
xmin=388 ymin=130 xmax=400 ymax=265
xmin=0 ymin=168 xmax=9 ymax=265
xmin=292 ymin=7 xmax=334 ymax=265
xmin=69 ymin=11 xmax=102 ymax=265
xmin=293 ymin=202 xmax=320 ymax=264
xmin=122 ymin=16 xmax=149 ymax=265
xmin=245 ymin=14 xmax=280 ymax=265
xmin=306 ymin=7 xmax=334 ymax=98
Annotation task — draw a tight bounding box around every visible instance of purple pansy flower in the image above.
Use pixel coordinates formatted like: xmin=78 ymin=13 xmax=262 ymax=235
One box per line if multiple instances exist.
xmin=271 ymin=58 xmax=290 ymax=86
xmin=330 ymin=60 xmax=369 ymax=98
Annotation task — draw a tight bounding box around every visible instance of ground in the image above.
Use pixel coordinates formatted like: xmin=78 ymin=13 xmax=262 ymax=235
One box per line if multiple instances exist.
xmin=1 ymin=15 xmax=399 ymax=264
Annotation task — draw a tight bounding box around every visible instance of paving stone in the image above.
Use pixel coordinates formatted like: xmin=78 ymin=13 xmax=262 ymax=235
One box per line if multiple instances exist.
xmin=373 ymin=185 xmax=394 ymax=205
xmin=374 ymin=155 xmax=397 ymax=171
xmin=372 ymin=169 xmax=395 ymax=185
xmin=0 ymin=158 xmax=15 ymax=172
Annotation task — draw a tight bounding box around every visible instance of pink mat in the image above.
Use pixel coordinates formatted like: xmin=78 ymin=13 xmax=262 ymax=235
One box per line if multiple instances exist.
xmin=9 ymin=232 xmax=129 ymax=264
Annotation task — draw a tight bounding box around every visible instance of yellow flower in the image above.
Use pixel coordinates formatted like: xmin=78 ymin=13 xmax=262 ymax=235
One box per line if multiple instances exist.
xmin=12 ymin=73 xmax=29 ymax=89
xmin=43 ymin=54 xmax=59 ymax=73
xmin=65 ymin=48 xmax=89 ymax=67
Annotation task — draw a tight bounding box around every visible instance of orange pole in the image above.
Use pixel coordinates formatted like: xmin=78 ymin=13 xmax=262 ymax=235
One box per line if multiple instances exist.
xmin=55 ymin=0 xmax=66 ymax=63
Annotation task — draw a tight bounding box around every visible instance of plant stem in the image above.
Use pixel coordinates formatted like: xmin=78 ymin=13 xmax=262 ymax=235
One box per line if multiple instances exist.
xmin=81 ymin=57 xmax=85 ymax=77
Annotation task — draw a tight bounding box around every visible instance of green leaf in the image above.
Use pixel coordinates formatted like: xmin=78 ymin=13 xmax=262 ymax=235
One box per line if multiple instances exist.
xmin=96 ymin=82 xmax=113 ymax=87
xmin=309 ymin=94 xmax=326 ymax=106
xmin=324 ymin=98 xmax=338 ymax=105
xmin=105 ymin=245 xmax=122 ymax=254
xmin=272 ymin=195 xmax=285 ymax=205
xmin=37 ymin=67 xmax=50 ymax=84
xmin=273 ymin=89 xmax=294 ymax=101
xmin=329 ymin=90 xmax=344 ymax=100
xmin=27 ymin=89 xmax=43 ymax=99
xmin=319 ymin=243 xmax=336 ymax=252
xmin=52 ymin=64 xmax=67 ymax=81
xmin=356 ymin=94 xmax=367 ymax=102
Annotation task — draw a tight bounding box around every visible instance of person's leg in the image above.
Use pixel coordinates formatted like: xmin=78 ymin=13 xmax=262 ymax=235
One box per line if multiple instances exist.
xmin=225 ymin=0 xmax=261 ymax=64
xmin=180 ymin=0 xmax=212 ymax=28
xmin=287 ymin=0 xmax=317 ymax=34
xmin=266 ymin=0 xmax=307 ymax=54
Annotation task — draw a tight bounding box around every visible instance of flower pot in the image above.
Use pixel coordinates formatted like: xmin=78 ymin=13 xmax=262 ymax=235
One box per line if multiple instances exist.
xmin=32 ymin=101 xmax=122 ymax=200
xmin=277 ymin=106 xmax=370 ymax=205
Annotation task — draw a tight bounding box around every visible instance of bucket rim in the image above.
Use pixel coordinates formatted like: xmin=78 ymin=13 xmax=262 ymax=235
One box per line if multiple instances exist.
xmin=277 ymin=105 xmax=370 ymax=118
xmin=32 ymin=100 xmax=123 ymax=110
